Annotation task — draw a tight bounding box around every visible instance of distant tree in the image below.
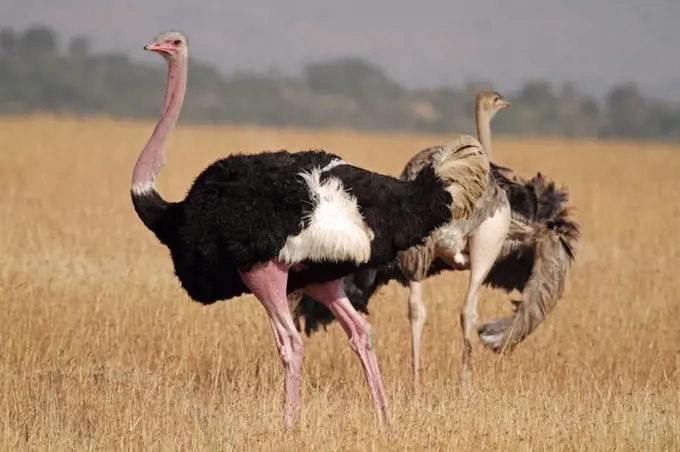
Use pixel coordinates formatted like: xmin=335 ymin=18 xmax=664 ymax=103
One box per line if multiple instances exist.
xmin=0 ymin=27 xmax=17 ymax=55
xmin=304 ymin=57 xmax=404 ymax=99
xmin=68 ymin=36 xmax=90 ymax=58
xmin=605 ymin=83 xmax=649 ymax=138
xmin=518 ymin=80 xmax=557 ymax=109
xmin=657 ymin=108 xmax=680 ymax=139
xmin=19 ymin=26 xmax=58 ymax=56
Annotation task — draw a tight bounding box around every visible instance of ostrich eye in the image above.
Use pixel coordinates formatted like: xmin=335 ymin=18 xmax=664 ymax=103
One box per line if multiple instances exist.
xmin=172 ymin=39 xmax=182 ymax=46
xmin=493 ymin=96 xmax=499 ymax=102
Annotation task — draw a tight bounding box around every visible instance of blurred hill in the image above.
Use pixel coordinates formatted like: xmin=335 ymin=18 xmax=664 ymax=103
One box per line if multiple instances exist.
xmin=3 ymin=0 xmax=679 ymax=99
xmin=1 ymin=25 xmax=679 ymax=141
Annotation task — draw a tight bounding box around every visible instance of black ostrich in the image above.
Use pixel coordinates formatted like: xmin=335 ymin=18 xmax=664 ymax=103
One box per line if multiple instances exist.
xmin=130 ymin=31 xmax=491 ymax=426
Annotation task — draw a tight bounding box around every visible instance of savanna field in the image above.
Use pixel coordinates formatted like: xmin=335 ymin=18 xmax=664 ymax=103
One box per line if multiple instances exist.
xmin=1 ymin=116 xmax=679 ymax=451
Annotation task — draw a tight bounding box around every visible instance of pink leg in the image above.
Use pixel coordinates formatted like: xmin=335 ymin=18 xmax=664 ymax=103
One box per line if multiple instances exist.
xmin=304 ymin=279 xmax=389 ymax=425
xmin=240 ymin=259 xmax=304 ymax=427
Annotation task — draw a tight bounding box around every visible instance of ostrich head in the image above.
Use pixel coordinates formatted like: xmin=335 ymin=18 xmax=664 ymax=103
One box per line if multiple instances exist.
xmin=144 ymin=31 xmax=189 ymax=61
xmin=476 ymin=90 xmax=510 ymax=119
xmin=474 ymin=90 xmax=509 ymax=160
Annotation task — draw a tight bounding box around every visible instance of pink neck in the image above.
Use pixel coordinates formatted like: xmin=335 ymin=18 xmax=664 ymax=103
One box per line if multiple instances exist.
xmin=131 ymin=58 xmax=188 ymax=194
xmin=160 ymin=64 xmax=175 ymax=117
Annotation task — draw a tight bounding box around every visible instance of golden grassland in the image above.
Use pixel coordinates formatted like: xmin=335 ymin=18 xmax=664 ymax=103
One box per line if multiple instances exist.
xmin=1 ymin=116 xmax=680 ymax=451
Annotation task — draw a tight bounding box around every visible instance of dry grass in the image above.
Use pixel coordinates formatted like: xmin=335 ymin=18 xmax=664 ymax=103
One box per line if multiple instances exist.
xmin=1 ymin=116 xmax=679 ymax=451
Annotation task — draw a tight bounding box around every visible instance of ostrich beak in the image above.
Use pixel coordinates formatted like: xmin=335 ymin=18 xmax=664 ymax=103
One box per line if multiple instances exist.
xmin=144 ymin=43 xmax=163 ymax=52
xmin=499 ymin=100 xmax=510 ymax=108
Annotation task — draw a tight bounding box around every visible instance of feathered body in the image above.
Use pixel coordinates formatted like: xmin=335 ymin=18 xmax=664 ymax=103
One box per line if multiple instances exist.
xmin=394 ymin=140 xmax=509 ymax=280
xmin=133 ymin=144 xmax=489 ymax=305
xmin=293 ymin=162 xmax=580 ymax=352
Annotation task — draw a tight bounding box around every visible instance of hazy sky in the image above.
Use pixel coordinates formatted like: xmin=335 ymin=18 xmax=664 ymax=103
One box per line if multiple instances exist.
xmin=4 ymin=0 xmax=679 ymax=96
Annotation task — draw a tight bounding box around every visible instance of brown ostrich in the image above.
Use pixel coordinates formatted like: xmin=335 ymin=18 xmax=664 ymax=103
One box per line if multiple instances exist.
xmin=292 ymin=91 xmax=580 ymax=390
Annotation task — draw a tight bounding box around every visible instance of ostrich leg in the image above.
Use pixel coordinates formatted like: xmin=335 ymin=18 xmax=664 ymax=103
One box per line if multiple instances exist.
xmin=240 ymin=260 xmax=304 ymax=426
xmin=459 ymin=204 xmax=510 ymax=394
xmin=304 ymin=279 xmax=389 ymax=424
xmin=407 ymin=280 xmax=427 ymax=384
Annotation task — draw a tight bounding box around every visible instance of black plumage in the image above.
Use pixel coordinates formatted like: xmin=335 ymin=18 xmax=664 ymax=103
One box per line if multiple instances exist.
xmin=324 ymin=164 xmax=453 ymax=263
xmin=132 ymin=150 xmax=454 ymax=305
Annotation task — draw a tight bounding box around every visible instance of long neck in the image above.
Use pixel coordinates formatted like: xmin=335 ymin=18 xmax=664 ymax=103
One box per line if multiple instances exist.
xmin=475 ymin=106 xmax=494 ymax=161
xmin=159 ymin=64 xmax=175 ymax=117
xmin=131 ymin=58 xmax=188 ymax=194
